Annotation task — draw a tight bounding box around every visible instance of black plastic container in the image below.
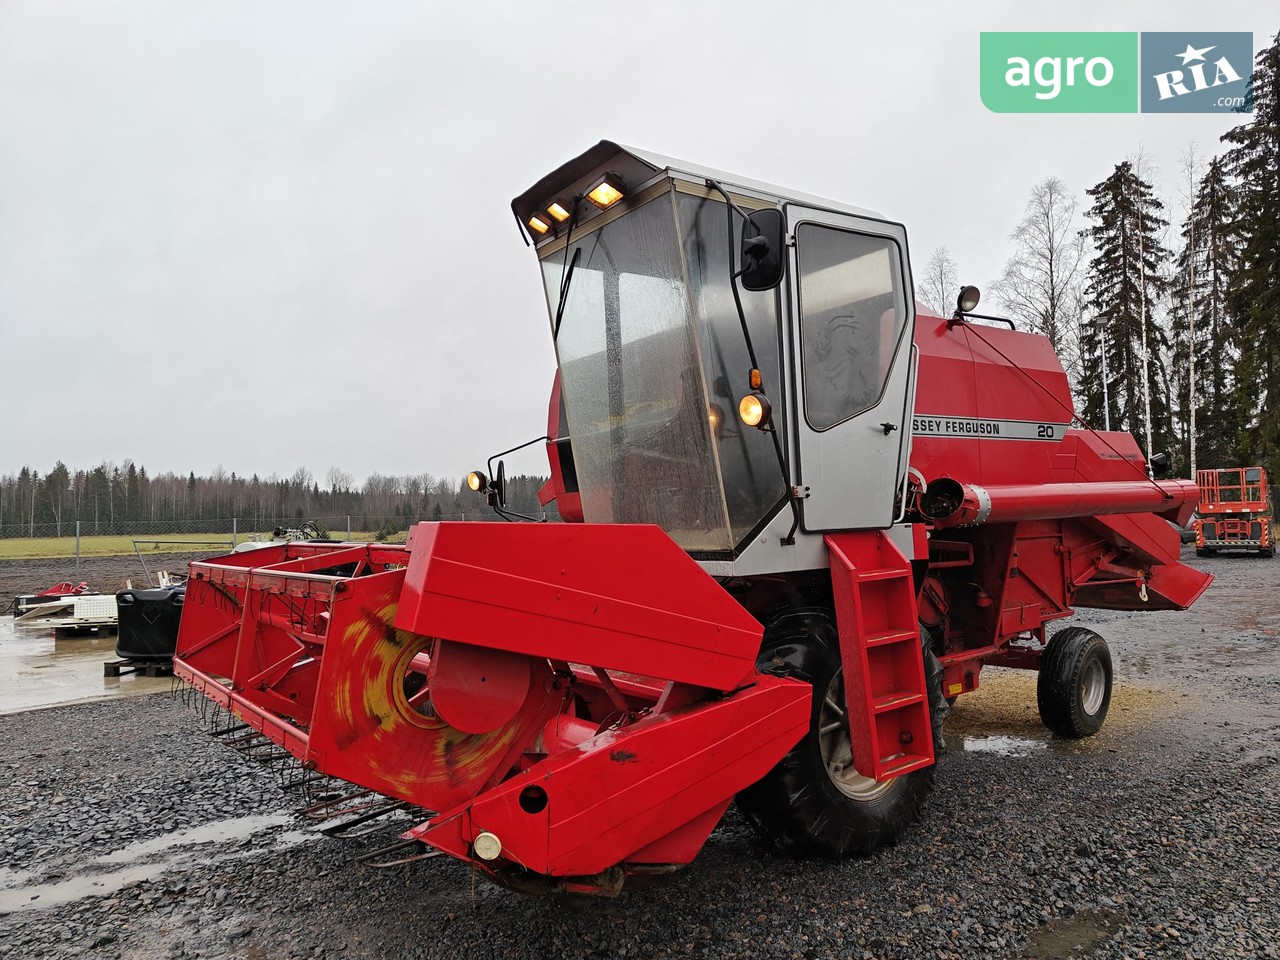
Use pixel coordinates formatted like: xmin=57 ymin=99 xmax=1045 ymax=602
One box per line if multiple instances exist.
xmin=115 ymin=585 xmax=185 ymax=661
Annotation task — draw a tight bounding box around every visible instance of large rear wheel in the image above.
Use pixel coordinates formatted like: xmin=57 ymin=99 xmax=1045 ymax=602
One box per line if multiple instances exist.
xmin=736 ymin=609 xmax=937 ymax=858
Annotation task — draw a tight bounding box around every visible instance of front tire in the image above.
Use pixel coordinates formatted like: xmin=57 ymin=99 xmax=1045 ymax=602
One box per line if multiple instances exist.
xmin=736 ymin=610 xmax=935 ymax=858
xmin=1037 ymin=626 xmax=1113 ymax=738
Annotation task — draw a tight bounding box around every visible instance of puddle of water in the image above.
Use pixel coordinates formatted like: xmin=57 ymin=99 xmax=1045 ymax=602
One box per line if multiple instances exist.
xmin=98 ymin=813 xmax=294 ymax=864
xmin=0 ymin=866 xmax=33 ymax=888
xmin=0 ymin=616 xmax=170 ymax=715
xmin=0 ymin=812 xmax=298 ymax=915
xmin=1021 ymin=907 xmax=1119 ymax=958
xmin=273 ymin=829 xmax=324 ymax=850
xmin=0 ymin=857 xmax=190 ymax=914
xmin=946 ymin=733 xmax=1048 ymax=756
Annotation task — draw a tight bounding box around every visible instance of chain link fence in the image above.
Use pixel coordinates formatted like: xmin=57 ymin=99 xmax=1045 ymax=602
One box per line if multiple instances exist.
xmin=0 ymin=511 xmax=560 ymax=554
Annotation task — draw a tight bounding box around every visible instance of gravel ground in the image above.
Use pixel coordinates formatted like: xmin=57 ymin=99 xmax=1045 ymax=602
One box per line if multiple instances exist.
xmin=0 ymin=548 xmax=1277 ymax=960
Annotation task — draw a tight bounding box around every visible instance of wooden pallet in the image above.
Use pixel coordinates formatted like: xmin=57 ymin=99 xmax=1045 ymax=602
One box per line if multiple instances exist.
xmin=104 ymin=659 xmax=173 ymax=678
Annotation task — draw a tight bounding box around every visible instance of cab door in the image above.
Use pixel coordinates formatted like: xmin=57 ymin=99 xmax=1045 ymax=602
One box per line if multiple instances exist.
xmin=784 ymin=207 xmax=916 ymax=531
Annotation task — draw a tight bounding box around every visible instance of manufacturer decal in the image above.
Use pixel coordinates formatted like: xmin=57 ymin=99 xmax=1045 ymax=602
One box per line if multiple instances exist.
xmin=912 ymin=416 xmax=1071 ymax=441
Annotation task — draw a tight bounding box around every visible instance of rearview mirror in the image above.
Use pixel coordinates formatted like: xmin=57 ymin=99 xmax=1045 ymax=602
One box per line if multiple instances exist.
xmin=1149 ymin=451 xmax=1171 ymax=479
xmin=493 ymin=460 xmax=507 ymax=507
xmin=740 ymin=209 xmax=785 ymax=292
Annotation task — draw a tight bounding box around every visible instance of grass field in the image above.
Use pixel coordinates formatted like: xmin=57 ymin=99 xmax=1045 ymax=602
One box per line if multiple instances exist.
xmin=0 ymin=531 xmax=403 ymax=561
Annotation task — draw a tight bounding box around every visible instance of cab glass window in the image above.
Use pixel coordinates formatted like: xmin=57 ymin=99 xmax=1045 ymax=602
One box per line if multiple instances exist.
xmin=796 ymin=225 xmax=906 ymax=431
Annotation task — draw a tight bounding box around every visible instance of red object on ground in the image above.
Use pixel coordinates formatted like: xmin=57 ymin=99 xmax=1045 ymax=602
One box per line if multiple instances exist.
xmin=35 ymin=581 xmax=91 ymax=597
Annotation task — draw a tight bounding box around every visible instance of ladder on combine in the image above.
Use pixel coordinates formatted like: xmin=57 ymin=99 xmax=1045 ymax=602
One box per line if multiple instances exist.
xmin=827 ymin=531 xmax=933 ymax=780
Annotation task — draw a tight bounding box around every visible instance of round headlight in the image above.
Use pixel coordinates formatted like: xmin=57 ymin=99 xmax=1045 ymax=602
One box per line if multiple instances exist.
xmin=956 ymin=285 xmax=981 ymax=314
xmin=466 ymin=470 xmax=488 ymax=493
xmin=738 ymin=393 xmax=772 ymax=428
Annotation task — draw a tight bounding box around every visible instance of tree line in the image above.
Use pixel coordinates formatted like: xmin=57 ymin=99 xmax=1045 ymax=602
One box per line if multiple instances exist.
xmin=919 ymin=32 xmax=1280 ymax=480
xmin=0 ymin=461 xmax=550 ymax=538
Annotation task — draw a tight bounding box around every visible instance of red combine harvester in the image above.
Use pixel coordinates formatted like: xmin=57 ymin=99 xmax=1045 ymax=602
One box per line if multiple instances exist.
xmin=174 ymin=142 xmax=1211 ymax=895
xmin=1194 ymin=466 xmax=1273 ymax=557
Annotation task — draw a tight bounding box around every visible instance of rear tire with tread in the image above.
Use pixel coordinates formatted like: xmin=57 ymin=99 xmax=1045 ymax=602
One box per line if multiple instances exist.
xmin=1037 ymin=626 xmax=1112 ymax=738
xmin=736 ymin=609 xmax=936 ymax=858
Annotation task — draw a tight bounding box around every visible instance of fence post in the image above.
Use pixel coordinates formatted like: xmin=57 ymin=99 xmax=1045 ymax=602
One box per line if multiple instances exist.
xmin=347 ymin=515 xmax=351 ymax=539
xmin=232 ymin=517 xmax=238 ymax=547
xmin=75 ymin=521 xmax=81 ymax=582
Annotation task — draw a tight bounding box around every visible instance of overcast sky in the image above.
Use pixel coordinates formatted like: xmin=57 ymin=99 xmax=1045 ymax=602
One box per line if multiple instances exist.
xmin=0 ymin=1 xmax=1273 ymax=484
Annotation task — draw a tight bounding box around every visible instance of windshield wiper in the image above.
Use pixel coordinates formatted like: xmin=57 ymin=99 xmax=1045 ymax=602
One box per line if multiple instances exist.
xmin=553 ymin=246 xmax=580 ymax=341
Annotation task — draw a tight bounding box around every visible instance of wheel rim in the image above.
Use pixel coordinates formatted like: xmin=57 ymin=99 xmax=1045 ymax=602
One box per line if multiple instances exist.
xmin=1081 ymin=658 xmax=1106 ymax=715
xmin=820 ymin=671 xmax=893 ymax=801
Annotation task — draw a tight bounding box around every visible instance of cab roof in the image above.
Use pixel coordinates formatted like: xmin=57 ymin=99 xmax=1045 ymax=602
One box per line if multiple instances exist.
xmin=511 ymin=140 xmax=884 ymax=243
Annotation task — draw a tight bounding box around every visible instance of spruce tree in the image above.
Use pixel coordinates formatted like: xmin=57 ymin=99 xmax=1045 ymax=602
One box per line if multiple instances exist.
xmin=126 ymin=462 xmax=141 ymax=521
xmin=1170 ymin=156 xmax=1241 ymax=472
xmin=1220 ymin=31 xmax=1280 ymax=472
xmin=1080 ymin=161 xmax=1173 ymax=457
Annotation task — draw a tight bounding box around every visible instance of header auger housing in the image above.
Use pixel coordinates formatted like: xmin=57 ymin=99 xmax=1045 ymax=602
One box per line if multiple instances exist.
xmin=175 ymin=525 xmax=811 ymax=893
xmin=175 ymin=141 xmax=1211 ymax=895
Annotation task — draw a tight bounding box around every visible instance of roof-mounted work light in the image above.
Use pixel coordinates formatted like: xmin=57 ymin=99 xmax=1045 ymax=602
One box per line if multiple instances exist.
xmin=586 ymin=174 xmax=625 ymax=209
xmin=527 ymin=215 xmax=551 ymax=236
xmin=949 ymin=283 xmax=1017 ymax=330
xmin=546 ymin=202 xmax=571 ymax=223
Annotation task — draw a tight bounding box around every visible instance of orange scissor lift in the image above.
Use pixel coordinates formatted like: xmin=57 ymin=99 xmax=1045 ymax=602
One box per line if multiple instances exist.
xmin=1194 ymin=467 xmax=1274 ymax=557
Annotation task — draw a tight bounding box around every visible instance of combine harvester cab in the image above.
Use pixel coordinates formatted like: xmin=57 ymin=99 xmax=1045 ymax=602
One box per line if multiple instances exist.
xmin=176 ymin=141 xmax=1211 ymax=894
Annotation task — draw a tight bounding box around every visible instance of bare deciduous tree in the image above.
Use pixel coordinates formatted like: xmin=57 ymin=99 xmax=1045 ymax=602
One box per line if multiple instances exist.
xmin=1179 ymin=144 xmax=1201 ymax=477
xmin=995 ymin=177 xmax=1085 ymax=376
xmin=919 ymin=246 xmax=958 ymax=317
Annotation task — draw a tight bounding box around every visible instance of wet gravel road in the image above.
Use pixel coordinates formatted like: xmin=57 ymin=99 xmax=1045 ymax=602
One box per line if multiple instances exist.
xmin=0 ymin=549 xmax=1277 ymax=959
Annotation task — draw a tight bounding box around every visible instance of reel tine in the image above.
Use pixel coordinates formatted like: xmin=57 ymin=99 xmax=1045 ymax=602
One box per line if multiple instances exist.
xmin=300 ymin=788 xmax=377 ymax=820
xmin=250 ymin=746 xmax=292 ymax=764
xmin=314 ymin=799 xmax=410 ymax=839
xmin=276 ymin=756 xmax=316 ymax=791
xmin=357 ymin=837 xmax=445 ymax=869
xmin=303 ymin=774 xmax=346 ymax=805
xmin=279 ymin=763 xmax=329 ymax=793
